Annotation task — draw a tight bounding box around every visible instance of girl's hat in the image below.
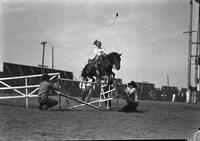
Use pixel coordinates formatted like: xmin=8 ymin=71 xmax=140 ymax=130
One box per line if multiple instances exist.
xmin=93 ymin=40 xmax=102 ymax=47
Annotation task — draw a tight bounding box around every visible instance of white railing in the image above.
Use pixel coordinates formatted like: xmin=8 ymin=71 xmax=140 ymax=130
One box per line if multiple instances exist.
xmin=0 ymin=73 xmax=60 ymax=108
xmin=61 ymin=77 xmax=118 ymax=110
xmin=99 ymin=83 xmax=116 ymax=109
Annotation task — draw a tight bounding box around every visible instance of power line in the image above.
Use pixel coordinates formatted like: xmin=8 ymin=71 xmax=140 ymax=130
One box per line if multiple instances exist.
xmin=55 ymin=52 xmax=93 ymax=68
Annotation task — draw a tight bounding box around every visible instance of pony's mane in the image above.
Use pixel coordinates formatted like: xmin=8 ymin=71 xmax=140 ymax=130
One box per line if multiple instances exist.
xmin=108 ymin=52 xmax=118 ymax=56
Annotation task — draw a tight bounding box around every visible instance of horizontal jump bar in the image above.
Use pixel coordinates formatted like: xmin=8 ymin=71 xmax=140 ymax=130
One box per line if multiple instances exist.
xmin=60 ymin=78 xmax=107 ymax=84
xmin=55 ymin=91 xmax=102 ymax=111
xmin=0 ymin=95 xmax=38 ymax=99
xmin=0 ymin=73 xmax=60 ymax=81
xmin=0 ymin=85 xmax=40 ymax=90
xmin=68 ymin=99 xmax=100 ymax=109
xmin=100 ymin=89 xmax=116 ymax=95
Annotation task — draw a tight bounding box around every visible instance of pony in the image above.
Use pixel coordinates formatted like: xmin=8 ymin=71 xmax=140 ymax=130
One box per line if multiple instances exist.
xmin=81 ymin=52 xmax=122 ymax=81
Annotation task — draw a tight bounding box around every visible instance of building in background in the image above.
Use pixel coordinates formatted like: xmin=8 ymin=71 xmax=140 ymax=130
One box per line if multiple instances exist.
xmin=137 ymin=81 xmax=156 ymax=100
xmin=176 ymin=88 xmax=187 ymax=102
xmin=0 ymin=62 xmax=73 ymax=79
xmin=0 ymin=62 xmax=82 ymax=96
xmin=160 ymin=86 xmax=179 ymax=101
xmin=136 ymin=81 xmax=183 ymax=102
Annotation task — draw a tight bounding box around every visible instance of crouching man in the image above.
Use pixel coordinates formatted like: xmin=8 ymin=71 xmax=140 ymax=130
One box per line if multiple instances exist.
xmin=121 ymin=81 xmax=139 ymax=112
xmin=38 ymin=73 xmax=60 ymax=111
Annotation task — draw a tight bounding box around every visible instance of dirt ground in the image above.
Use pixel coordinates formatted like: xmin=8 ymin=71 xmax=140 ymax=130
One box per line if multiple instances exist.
xmin=0 ymin=95 xmax=199 ymax=141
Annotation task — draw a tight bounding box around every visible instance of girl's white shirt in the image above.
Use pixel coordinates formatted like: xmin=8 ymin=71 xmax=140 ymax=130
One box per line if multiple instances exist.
xmin=93 ymin=45 xmax=105 ymax=56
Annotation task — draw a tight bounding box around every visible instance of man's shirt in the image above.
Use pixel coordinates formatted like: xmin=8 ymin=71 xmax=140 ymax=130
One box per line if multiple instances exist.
xmin=38 ymin=81 xmax=58 ymax=99
xmin=125 ymin=87 xmax=136 ymax=95
xmin=125 ymin=87 xmax=139 ymax=102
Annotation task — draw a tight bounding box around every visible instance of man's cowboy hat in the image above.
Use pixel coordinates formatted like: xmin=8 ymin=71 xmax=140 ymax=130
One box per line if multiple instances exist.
xmin=128 ymin=81 xmax=137 ymax=88
xmin=41 ymin=73 xmax=50 ymax=81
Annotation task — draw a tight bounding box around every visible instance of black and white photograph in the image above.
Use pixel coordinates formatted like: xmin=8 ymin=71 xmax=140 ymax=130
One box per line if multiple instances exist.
xmin=0 ymin=0 xmax=200 ymax=140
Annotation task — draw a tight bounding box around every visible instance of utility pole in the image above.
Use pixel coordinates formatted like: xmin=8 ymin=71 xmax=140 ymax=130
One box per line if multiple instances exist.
xmin=184 ymin=0 xmax=200 ymax=103
xmin=196 ymin=0 xmax=200 ymax=103
xmin=194 ymin=3 xmax=199 ymax=103
xmin=167 ymin=75 xmax=169 ymax=87
xmin=196 ymin=14 xmax=200 ymax=103
xmin=41 ymin=41 xmax=47 ymax=73
xmin=166 ymin=75 xmax=169 ymax=97
xmin=52 ymin=46 xmax=54 ymax=70
xmin=195 ymin=34 xmax=198 ymax=89
xmin=186 ymin=0 xmax=193 ymax=103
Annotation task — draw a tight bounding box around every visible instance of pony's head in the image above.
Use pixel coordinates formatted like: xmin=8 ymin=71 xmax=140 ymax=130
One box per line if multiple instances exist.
xmin=108 ymin=52 xmax=122 ymax=70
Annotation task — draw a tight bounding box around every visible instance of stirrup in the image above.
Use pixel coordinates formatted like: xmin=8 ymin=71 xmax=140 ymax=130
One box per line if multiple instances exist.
xmin=96 ymin=70 xmax=100 ymax=76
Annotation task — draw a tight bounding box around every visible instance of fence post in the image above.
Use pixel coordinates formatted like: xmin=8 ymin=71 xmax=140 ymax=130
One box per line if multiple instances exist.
xmin=116 ymin=85 xmax=119 ymax=112
xmin=58 ymin=74 xmax=62 ymax=110
xmin=25 ymin=78 xmax=28 ymax=108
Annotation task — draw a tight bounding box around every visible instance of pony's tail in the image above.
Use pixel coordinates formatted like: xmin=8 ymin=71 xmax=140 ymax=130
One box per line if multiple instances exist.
xmin=81 ymin=67 xmax=87 ymax=80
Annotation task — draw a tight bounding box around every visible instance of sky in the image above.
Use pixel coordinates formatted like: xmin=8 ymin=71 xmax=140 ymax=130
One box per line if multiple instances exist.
xmin=0 ymin=0 xmax=199 ymax=89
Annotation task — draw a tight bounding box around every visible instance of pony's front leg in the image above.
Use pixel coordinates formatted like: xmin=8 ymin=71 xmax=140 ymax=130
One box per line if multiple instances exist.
xmin=107 ymin=72 xmax=115 ymax=85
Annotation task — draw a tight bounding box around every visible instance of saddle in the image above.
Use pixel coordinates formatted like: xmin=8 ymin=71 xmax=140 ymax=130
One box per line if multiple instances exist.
xmin=88 ymin=55 xmax=106 ymax=65
xmin=87 ymin=54 xmax=112 ymax=77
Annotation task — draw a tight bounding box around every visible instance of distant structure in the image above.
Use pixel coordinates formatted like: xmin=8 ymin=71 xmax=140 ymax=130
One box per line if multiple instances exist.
xmin=135 ymin=81 xmax=185 ymax=102
xmin=137 ymin=82 xmax=155 ymax=100
xmin=0 ymin=62 xmax=77 ymax=96
xmin=0 ymin=62 xmax=73 ymax=79
xmin=160 ymin=86 xmax=179 ymax=101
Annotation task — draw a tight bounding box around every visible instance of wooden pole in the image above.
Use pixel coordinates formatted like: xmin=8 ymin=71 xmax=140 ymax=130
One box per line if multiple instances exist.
xmin=52 ymin=46 xmax=54 ymax=70
xmin=195 ymin=31 xmax=198 ymax=90
xmin=25 ymin=78 xmax=28 ymax=108
xmin=167 ymin=75 xmax=169 ymax=87
xmin=116 ymin=85 xmax=119 ymax=112
xmin=41 ymin=41 xmax=47 ymax=73
xmin=58 ymin=75 xmax=62 ymax=110
xmin=197 ymin=3 xmax=200 ymax=103
xmin=187 ymin=0 xmax=193 ymax=103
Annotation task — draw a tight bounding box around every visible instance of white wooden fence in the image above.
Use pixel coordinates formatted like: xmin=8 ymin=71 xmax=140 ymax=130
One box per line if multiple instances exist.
xmin=0 ymin=73 xmax=60 ymax=108
xmin=0 ymin=73 xmax=119 ymax=111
